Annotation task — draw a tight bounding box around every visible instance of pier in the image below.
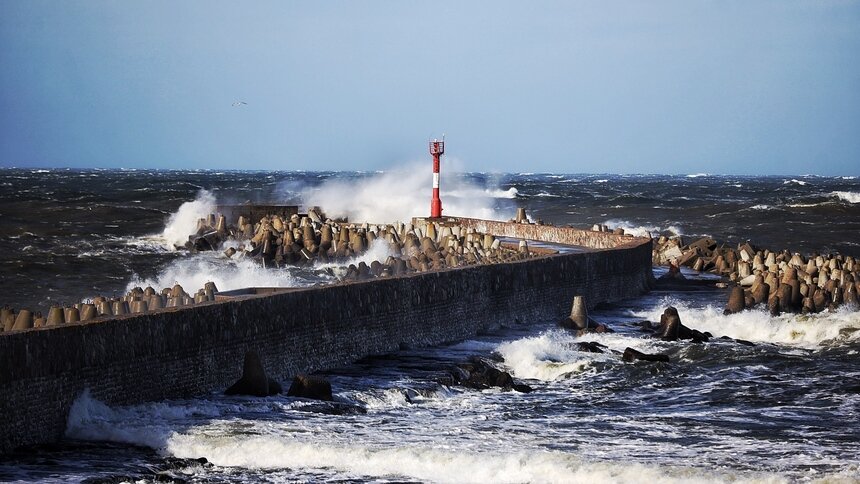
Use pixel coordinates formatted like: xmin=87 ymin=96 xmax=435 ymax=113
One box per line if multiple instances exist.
xmin=0 ymin=217 xmax=652 ymax=452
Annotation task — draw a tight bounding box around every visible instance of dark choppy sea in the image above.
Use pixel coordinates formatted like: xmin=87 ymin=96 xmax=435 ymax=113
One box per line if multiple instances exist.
xmin=1 ymin=168 xmax=859 ymax=483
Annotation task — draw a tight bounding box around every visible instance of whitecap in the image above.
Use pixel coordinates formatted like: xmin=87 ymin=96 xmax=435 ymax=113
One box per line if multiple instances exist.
xmin=831 ymin=191 xmax=860 ymax=204
xmin=634 ymin=298 xmax=860 ymax=349
xmin=160 ymin=190 xmax=217 ymax=249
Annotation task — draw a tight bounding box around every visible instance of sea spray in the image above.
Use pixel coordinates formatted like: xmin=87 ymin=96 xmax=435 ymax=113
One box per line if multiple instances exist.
xmin=603 ymin=219 xmax=684 ymax=238
xmin=125 ymin=252 xmax=311 ymax=294
xmin=299 ymin=164 xmax=512 ymax=222
xmin=495 ymin=329 xmax=672 ymax=381
xmin=634 ymin=296 xmax=860 ymax=349
xmin=831 ymin=191 xmax=860 ymax=204
xmin=161 ymin=190 xmax=217 ymax=249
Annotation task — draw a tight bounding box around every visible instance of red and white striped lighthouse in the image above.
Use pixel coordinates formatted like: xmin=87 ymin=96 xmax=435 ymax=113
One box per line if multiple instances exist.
xmin=429 ymin=137 xmax=445 ymax=218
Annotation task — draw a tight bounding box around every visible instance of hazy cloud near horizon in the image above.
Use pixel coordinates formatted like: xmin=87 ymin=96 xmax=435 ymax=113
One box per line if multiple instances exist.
xmin=1 ymin=1 xmax=858 ymax=175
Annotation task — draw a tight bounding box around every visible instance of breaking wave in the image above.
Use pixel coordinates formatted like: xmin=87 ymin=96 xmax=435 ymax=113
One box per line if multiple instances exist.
xmin=160 ymin=190 xmax=217 ymax=249
xmin=831 ymin=191 xmax=860 ymax=204
xmin=634 ymin=298 xmax=860 ymax=349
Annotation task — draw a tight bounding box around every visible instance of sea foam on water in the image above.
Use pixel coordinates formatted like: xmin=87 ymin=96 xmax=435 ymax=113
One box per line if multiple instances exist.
xmin=635 ymin=297 xmax=860 ymax=349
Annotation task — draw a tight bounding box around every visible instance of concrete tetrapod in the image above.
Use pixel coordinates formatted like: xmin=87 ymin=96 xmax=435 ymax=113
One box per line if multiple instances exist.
xmin=225 ymin=351 xmax=282 ymax=397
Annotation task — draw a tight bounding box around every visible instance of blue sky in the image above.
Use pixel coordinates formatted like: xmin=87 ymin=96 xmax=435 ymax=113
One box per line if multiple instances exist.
xmin=1 ymin=1 xmax=858 ymax=174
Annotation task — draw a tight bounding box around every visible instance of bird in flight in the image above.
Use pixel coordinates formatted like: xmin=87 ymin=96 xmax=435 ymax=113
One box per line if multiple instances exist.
xmin=232 ymin=101 xmax=248 ymax=107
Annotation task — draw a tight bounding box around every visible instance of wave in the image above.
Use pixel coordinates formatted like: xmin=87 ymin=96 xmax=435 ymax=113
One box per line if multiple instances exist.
xmin=125 ymin=252 xmax=310 ymax=295
xmin=533 ymin=191 xmax=561 ymax=198
xmin=496 ymin=331 xmax=595 ymax=380
xmin=634 ymin=298 xmax=860 ymax=349
xmin=831 ymin=191 xmax=860 ymax=204
xmin=786 ymin=202 xmax=828 ymax=208
xmin=161 ymin=190 xmax=217 ymax=249
xmin=165 ymin=432 xmax=778 ymax=484
xmin=65 ymin=391 xmax=795 ymax=484
xmin=783 ymin=179 xmax=808 ymax=186
xmin=299 ymin=164 xmax=512 ymax=223
xmin=748 ymin=204 xmax=775 ymax=210
xmin=686 ymin=173 xmax=709 ymax=178
xmin=495 ymin=329 xmax=675 ymax=381
xmin=603 ymin=219 xmax=683 ymax=238
xmin=594 ymin=179 xmax=609 ymax=183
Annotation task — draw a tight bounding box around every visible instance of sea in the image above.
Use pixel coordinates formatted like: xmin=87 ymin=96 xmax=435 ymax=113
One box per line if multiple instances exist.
xmin=0 ymin=167 xmax=859 ymax=483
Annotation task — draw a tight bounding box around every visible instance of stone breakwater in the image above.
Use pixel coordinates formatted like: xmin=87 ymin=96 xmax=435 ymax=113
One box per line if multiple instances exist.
xmin=652 ymin=235 xmax=859 ymax=315
xmin=0 ymin=219 xmax=652 ymax=452
xmin=188 ymin=208 xmax=539 ymax=273
xmin=0 ymin=212 xmax=541 ymax=333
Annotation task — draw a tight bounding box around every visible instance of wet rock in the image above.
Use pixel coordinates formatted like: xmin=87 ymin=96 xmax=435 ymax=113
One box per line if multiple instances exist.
xmin=576 ymin=341 xmax=606 ymax=353
xmin=287 ymin=375 xmax=334 ymax=401
xmin=622 ymin=347 xmax=670 ymax=363
xmin=656 ymin=307 xmax=683 ymax=341
xmin=447 ymin=357 xmax=533 ymax=393
xmin=724 ymin=286 xmax=746 ymax=314
xmin=575 ymin=323 xmax=614 ymax=336
xmin=225 ymin=351 xmax=280 ymax=397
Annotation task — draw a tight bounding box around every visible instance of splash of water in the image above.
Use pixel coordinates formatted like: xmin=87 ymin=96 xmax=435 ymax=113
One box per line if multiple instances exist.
xmin=161 ymin=190 xmax=217 ymax=248
xmin=299 ymin=164 xmax=512 ymax=223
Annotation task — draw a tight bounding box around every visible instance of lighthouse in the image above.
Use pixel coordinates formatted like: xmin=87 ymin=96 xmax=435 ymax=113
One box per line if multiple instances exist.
xmin=429 ymin=137 xmax=445 ymax=218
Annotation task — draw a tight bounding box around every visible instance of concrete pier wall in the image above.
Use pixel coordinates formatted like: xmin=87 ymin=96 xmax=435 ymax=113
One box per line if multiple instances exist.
xmin=0 ymin=222 xmax=652 ymax=452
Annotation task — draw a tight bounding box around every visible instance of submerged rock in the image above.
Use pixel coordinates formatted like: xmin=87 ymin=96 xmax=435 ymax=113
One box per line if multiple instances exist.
xmin=622 ymin=347 xmax=670 ymax=363
xmin=287 ymin=375 xmax=334 ymax=401
xmin=576 ymin=341 xmax=607 ymax=353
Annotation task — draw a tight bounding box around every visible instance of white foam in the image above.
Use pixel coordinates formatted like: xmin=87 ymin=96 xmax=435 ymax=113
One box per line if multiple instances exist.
xmin=161 ymin=190 xmax=217 ymax=249
xmin=66 ymin=390 xmax=179 ymax=448
xmin=165 ymin=433 xmax=765 ymax=484
xmin=748 ymin=204 xmax=775 ymax=210
xmin=634 ymin=298 xmax=860 ymax=349
xmin=125 ymin=252 xmax=306 ymax=294
xmin=603 ymin=219 xmax=683 ymax=238
xmin=787 ymin=202 xmax=827 ymax=208
xmin=831 ymin=191 xmax=860 ymax=204
xmin=783 ymin=179 xmax=808 ymax=186
xmin=496 ymin=331 xmax=594 ymax=381
xmin=496 ymin=330 xmax=667 ymax=381
xmin=686 ymin=173 xmax=709 ymax=178
xmin=299 ymin=164 xmax=510 ymax=223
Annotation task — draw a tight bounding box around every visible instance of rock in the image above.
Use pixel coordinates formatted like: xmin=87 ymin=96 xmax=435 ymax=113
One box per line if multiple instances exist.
xmin=448 ymin=357 xmax=532 ymax=393
xmin=225 ymin=351 xmax=280 ymax=397
xmin=576 ymin=323 xmax=614 ymax=336
xmin=576 ymin=341 xmax=606 ymax=353
xmin=657 ymin=307 xmax=682 ymax=341
xmin=622 ymin=347 xmax=670 ymax=363
xmin=287 ymin=375 xmax=333 ymax=401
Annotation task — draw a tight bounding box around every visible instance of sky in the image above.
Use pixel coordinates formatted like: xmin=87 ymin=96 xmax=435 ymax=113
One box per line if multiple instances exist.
xmin=0 ymin=1 xmax=858 ymax=175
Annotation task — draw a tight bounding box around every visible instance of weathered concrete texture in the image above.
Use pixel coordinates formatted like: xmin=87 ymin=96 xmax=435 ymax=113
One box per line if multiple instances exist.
xmin=443 ymin=217 xmax=637 ymax=249
xmin=0 ymin=223 xmax=652 ymax=452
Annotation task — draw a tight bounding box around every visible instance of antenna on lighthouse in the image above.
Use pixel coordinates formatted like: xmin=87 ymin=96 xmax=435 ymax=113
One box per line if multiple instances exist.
xmin=429 ymin=136 xmax=445 ymax=218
